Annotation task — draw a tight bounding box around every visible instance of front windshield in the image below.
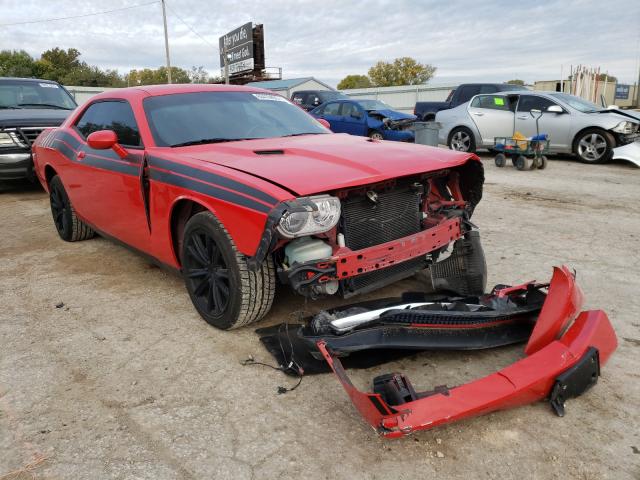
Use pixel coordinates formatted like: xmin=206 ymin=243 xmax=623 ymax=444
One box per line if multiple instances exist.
xmin=144 ymin=92 xmax=329 ymax=147
xmin=549 ymin=93 xmax=600 ymax=113
xmin=357 ymin=99 xmax=392 ymax=111
xmin=0 ymin=80 xmax=76 ymax=110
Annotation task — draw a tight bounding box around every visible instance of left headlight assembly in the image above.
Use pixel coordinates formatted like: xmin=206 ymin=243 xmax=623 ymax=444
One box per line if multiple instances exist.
xmin=612 ymin=121 xmax=639 ymax=134
xmin=277 ymin=195 xmax=341 ymax=238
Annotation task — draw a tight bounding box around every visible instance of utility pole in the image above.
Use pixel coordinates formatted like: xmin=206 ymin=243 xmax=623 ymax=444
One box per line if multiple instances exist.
xmin=161 ymin=0 xmax=172 ymax=84
xmin=636 ymin=60 xmax=640 ymax=108
xmin=224 ymin=43 xmax=229 ymax=85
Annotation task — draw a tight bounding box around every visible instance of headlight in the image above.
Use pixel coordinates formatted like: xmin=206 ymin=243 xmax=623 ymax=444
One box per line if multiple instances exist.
xmin=277 ymin=195 xmax=341 ymax=238
xmin=0 ymin=132 xmax=16 ymax=147
xmin=612 ymin=121 xmax=639 ymax=134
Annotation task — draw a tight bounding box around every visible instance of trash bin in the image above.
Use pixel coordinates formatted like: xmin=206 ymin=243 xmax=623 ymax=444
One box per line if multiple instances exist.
xmin=412 ymin=121 xmax=441 ymax=146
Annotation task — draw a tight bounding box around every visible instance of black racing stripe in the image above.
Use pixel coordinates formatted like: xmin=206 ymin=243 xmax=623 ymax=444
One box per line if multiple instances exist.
xmin=84 ymin=154 xmax=139 ymax=176
xmin=149 ymin=156 xmax=277 ymax=205
xmin=55 ymin=140 xmax=77 ymax=162
xmin=56 ymin=130 xmax=82 ymax=150
xmin=150 ymin=168 xmax=271 ymax=214
xmin=56 ymin=130 xmax=143 ymax=165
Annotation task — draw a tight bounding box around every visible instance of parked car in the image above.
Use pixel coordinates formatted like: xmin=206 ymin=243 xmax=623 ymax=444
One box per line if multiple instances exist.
xmin=290 ymin=90 xmax=349 ymax=111
xmin=414 ymin=83 xmax=526 ymax=121
xmin=309 ymin=98 xmax=416 ymax=142
xmin=436 ymin=91 xmax=640 ymax=163
xmin=32 ymin=84 xmax=483 ymax=330
xmin=0 ymin=77 xmax=77 ymax=181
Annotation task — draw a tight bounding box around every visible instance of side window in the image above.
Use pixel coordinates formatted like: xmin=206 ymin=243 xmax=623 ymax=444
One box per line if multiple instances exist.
xmin=322 ymin=102 xmax=341 ymax=116
xmin=340 ymin=102 xmax=361 ymax=117
xmin=457 ymin=85 xmax=481 ymax=103
xmin=76 ymin=100 xmax=142 ymax=147
xmin=471 ymin=95 xmax=509 ymax=111
xmin=517 ymin=95 xmax=557 ymax=113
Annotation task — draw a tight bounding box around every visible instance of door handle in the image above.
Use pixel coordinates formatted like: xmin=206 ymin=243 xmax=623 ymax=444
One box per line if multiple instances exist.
xmin=517 ymin=116 xmax=529 ymax=120
xmin=472 ymin=112 xmax=484 ymax=116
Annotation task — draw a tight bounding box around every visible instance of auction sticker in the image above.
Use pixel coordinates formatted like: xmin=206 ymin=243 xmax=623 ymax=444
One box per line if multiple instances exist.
xmin=252 ymin=93 xmax=287 ymax=102
xmin=39 ymin=83 xmax=59 ymax=88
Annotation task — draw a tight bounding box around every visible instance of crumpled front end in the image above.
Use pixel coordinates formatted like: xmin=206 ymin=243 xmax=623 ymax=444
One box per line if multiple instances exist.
xmin=317 ymin=266 xmax=618 ymax=438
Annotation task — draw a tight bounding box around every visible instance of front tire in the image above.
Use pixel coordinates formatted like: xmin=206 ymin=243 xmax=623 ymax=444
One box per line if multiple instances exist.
xmin=49 ymin=175 xmax=95 ymax=242
xmin=182 ymin=211 xmax=275 ymax=330
xmin=448 ymin=127 xmax=476 ymax=153
xmin=368 ymin=131 xmax=384 ymax=141
xmin=573 ymin=129 xmax=614 ymax=164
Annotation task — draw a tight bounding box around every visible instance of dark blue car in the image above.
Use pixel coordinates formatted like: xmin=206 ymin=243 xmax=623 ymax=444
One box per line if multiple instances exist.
xmin=309 ymin=99 xmax=416 ymax=142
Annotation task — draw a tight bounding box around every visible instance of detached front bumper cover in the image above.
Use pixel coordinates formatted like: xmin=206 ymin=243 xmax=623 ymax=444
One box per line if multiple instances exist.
xmin=317 ymin=266 xmax=618 ymax=438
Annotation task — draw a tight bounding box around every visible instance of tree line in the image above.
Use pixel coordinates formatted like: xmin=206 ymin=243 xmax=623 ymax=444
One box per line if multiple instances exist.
xmin=337 ymin=57 xmax=437 ymax=90
xmin=0 ymin=48 xmax=218 ymax=86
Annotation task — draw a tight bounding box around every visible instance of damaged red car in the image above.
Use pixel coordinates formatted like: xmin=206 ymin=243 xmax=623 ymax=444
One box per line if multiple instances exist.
xmin=33 ymin=84 xmax=484 ymax=329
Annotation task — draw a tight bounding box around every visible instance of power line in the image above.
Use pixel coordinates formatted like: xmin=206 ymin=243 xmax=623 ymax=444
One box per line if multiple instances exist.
xmin=0 ymin=1 xmax=159 ymax=27
xmin=164 ymin=2 xmax=218 ymax=51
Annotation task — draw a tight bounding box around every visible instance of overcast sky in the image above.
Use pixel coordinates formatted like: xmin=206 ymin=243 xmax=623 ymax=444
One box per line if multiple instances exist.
xmin=1 ymin=0 xmax=639 ymax=86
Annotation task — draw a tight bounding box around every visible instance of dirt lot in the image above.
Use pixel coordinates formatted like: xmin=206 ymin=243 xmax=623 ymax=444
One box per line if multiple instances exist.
xmin=1 ymin=155 xmax=639 ymax=479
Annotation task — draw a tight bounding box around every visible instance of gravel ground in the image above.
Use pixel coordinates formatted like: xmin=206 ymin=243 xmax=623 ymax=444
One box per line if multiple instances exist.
xmin=1 ymin=154 xmax=639 ymax=479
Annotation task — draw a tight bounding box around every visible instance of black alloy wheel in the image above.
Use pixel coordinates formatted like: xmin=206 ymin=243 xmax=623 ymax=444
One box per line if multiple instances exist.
xmin=184 ymin=229 xmax=231 ymax=318
xmin=50 ymin=179 xmax=70 ymax=239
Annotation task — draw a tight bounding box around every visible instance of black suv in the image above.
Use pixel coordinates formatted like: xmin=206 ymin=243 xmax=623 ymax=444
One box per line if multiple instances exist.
xmin=0 ymin=77 xmax=77 ymax=181
xmin=291 ymin=90 xmax=349 ymax=111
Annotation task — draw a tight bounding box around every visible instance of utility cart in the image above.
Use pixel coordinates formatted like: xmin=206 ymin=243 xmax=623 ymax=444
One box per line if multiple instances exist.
xmin=494 ymin=109 xmax=550 ymax=170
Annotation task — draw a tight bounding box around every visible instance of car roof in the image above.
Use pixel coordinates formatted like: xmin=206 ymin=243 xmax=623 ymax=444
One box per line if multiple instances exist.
xmin=88 ymin=83 xmax=279 ymax=101
xmin=0 ymin=77 xmax=61 ymax=84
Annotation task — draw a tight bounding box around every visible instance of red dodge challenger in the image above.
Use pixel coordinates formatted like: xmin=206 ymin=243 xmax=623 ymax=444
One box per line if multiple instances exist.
xmin=32 ymin=84 xmax=483 ymax=329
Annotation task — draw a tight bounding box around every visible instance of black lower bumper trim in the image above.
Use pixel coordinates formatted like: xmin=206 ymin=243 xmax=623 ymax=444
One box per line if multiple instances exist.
xmin=549 ymin=346 xmax=600 ymax=417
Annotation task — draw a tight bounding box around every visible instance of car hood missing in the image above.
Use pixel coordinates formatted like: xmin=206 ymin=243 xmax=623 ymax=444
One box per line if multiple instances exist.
xmin=368 ymin=109 xmax=417 ymax=121
xmin=178 ymin=133 xmax=477 ymax=196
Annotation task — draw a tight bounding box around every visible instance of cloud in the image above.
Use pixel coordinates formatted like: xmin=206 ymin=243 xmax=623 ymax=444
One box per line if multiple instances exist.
xmin=1 ymin=0 xmax=638 ymax=85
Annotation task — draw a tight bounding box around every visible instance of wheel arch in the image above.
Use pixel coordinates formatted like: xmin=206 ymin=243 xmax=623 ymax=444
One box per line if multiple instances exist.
xmin=447 ymin=125 xmax=479 ymax=149
xmin=167 ymin=194 xmax=269 ymax=268
xmin=169 ymin=196 xmax=211 ymax=267
xmin=44 ymin=164 xmax=58 ymax=190
xmin=571 ymin=126 xmax=615 ymax=153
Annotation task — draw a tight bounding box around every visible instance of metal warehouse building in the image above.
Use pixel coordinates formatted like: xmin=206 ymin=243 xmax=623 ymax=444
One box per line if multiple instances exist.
xmin=246 ymin=77 xmax=334 ymax=99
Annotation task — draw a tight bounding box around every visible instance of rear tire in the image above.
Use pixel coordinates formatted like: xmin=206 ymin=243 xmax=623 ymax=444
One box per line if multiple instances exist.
xmin=494 ymin=153 xmax=506 ymax=167
xmin=448 ymin=127 xmax=476 ymax=153
xmin=49 ymin=175 xmax=95 ymax=242
xmin=182 ymin=211 xmax=275 ymax=330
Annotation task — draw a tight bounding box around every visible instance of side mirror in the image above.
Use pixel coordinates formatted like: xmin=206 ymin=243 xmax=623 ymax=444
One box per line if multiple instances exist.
xmin=317 ymin=118 xmax=331 ymax=129
xmin=547 ymin=105 xmax=564 ymax=114
xmin=87 ymin=130 xmax=128 ymax=158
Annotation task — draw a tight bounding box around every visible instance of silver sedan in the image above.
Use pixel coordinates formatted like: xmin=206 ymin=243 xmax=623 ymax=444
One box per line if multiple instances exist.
xmin=436 ymin=91 xmax=640 ymax=163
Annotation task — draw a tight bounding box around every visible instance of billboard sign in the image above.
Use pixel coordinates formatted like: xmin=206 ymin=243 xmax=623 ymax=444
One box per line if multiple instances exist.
xmin=615 ymin=84 xmax=630 ymax=100
xmin=219 ymin=22 xmax=254 ymax=76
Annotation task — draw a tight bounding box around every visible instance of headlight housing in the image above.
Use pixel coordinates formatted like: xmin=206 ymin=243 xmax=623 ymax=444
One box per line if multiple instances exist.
xmin=0 ymin=132 xmax=17 ymax=147
xmin=277 ymin=195 xmax=341 ymax=238
xmin=612 ymin=121 xmax=639 ymax=134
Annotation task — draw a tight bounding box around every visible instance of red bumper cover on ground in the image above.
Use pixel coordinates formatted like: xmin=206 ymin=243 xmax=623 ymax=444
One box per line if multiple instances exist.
xmin=317 ymin=266 xmax=617 ymax=438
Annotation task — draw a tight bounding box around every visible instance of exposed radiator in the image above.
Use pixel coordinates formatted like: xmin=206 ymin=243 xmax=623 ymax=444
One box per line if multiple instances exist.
xmin=340 ymin=185 xmax=425 ymax=296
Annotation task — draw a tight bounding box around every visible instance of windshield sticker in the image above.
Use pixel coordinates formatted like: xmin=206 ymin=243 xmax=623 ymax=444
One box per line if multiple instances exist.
xmin=494 ymin=97 xmax=505 ymax=106
xmin=252 ymin=93 xmax=288 ymax=102
xmin=39 ymin=83 xmax=59 ymax=88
